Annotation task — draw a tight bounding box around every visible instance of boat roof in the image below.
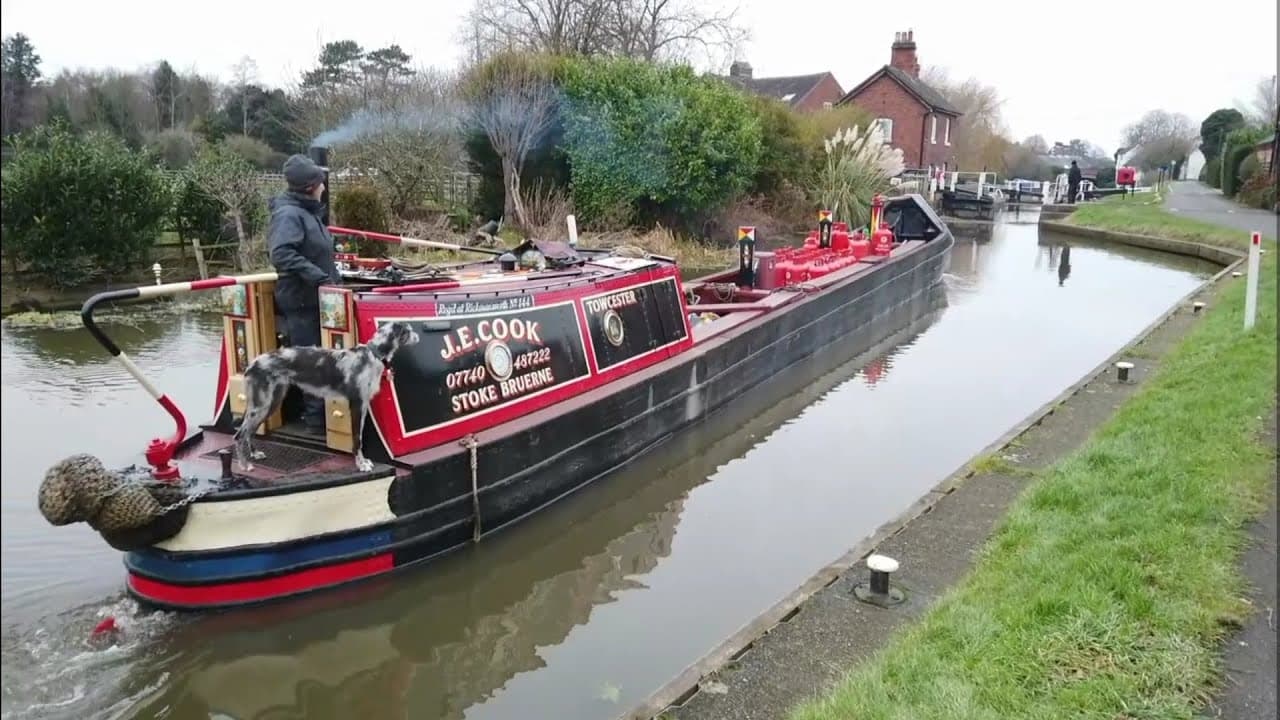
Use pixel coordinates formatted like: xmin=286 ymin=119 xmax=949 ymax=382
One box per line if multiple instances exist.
xmin=347 ymin=250 xmax=671 ymax=302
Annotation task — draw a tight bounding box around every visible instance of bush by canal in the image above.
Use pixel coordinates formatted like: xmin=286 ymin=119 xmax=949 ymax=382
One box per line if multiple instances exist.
xmin=790 ymin=202 xmax=1277 ymax=720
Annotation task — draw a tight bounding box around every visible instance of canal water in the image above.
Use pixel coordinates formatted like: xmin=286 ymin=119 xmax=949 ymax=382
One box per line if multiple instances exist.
xmin=1 ymin=215 xmax=1220 ymax=720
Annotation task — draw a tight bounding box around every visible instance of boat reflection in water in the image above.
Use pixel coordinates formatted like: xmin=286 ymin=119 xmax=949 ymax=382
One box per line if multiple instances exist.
xmin=116 ymin=285 xmax=948 ymax=720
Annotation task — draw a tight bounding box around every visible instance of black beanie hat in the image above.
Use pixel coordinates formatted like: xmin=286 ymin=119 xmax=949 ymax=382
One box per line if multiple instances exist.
xmin=283 ymin=154 xmax=326 ymax=191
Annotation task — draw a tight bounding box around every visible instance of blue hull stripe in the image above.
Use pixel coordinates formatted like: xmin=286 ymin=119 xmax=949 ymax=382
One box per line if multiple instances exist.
xmin=126 ymin=528 xmax=395 ymax=582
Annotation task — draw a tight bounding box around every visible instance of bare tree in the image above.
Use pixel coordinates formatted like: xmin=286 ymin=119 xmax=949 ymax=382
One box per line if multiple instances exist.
xmin=919 ymin=66 xmax=1008 ymax=170
xmin=460 ymin=0 xmax=746 ymax=66
xmin=1122 ymin=109 xmax=1198 ymax=170
xmin=230 ymin=56 xmax=258 ymax=136
xmin=462 ymin=53 xmax=561 ymax=228
xmin=188 ymin=144 xmax=268 ymax=270
xmin=1238 ymin=74 xmax=1278 ymax=127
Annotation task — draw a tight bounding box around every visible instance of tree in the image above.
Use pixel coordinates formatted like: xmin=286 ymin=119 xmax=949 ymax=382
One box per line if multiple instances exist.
xmin=361 ymin=45 xmax=415 ymax=93
xmin=460 ymin=0 xmax=748 ymax=67
xmin=302 ymin=41 xmax=365 ymax=88
xmin=230 ymin=56 xmax=258 ymax=135
xmin=1022 ymin=135 xmax=1048 ymax=154
xmin=462 ymin=52 xmax=563 ymax=227
xmin=919 ymin=67 xmax=1007 ymax=170
xmin=1199 ymin=108 xmax=1246 ymax=161
xmin=186 ymin=144 xmax=269 ymax=270
xmin=1121 ymin=109 xmax=1198 ymax=170
xmin=2 ymin=33 xmax=43 ymax=137
xmin=149 ymin=60 xmax=180 ymax=130
xmin=1237 ymin=74 xmax=1277 ymax=128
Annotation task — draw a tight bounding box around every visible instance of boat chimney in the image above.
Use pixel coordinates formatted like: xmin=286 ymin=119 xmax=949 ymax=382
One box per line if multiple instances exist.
xmin=308 ymin=145 xmax=331 ymax=225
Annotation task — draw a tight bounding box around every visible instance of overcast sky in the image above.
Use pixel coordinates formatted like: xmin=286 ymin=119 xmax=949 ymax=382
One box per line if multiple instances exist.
xmin=3 ymin=0 xmax=1275 ymax=154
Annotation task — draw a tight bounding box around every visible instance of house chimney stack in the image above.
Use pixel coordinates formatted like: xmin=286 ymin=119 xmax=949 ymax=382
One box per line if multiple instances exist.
xmin=890 ymin=30 xmax=920 ymax=78
xmin=729 ymin=60 xmax=753 ymax=80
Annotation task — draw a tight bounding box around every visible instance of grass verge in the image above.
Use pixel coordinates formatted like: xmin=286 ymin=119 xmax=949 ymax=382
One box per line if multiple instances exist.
xmin=790 ymin=201 xmax=1277 ymax=719
xmin=1064 ymin=192 xmax=1256 ymax=253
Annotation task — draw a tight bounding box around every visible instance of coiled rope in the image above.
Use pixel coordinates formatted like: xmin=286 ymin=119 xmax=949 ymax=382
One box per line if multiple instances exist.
xmin=37 ymin=454 xmax=204 ymax=549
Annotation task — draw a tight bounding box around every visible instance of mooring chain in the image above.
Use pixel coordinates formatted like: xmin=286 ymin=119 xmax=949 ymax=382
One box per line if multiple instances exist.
xmin=460 ymin=434 xmax=482 ymax=542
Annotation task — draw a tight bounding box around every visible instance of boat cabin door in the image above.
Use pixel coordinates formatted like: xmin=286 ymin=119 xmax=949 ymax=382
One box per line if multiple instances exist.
xmin=220 ymin=280 xmax=283 ymax=434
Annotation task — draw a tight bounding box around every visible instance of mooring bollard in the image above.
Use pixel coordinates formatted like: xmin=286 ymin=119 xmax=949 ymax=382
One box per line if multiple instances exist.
xmin=852 ymin=553 xmax=906 ymax=607
xmin=152 ymin=262 xmax=162 ymax=285
xmin=1115 ymin=361 xmax=1134 ymax=382
xmin=1193 ymin=301 xmax=1205 ymax=314
xmin=1232 ymin=271 xmax=1243 ymax=278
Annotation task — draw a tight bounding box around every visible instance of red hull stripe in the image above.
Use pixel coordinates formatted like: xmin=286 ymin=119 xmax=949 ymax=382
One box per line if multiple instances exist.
xmin=127 ymin=553 xmax=394 ymax=607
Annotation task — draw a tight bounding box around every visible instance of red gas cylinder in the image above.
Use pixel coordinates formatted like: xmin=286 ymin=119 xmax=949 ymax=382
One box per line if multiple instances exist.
xmin=871 ymin=222 xmax=895 ymax=255
xmin=803 ymin=232 xmax=819 ymax=249
xmin=834 ymin=221 xmax=849 ymax=233
xmin=777 ymin=259 xmax=798 ymax=285
xmin=832 ymin=230 xmax=850 ymax=252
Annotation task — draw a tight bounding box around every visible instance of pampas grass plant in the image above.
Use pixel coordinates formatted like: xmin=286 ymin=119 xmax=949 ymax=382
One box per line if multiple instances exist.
xmin=812 ymin=124 xmax=904 ymax=229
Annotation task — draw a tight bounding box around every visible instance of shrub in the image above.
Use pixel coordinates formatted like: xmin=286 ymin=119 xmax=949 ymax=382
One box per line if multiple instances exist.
xmin=1201 ymin=157 xmax=1222 ymax=188
xmin=147 ymin=129 xmax=201 ymax=170
xmin=222 ymin=134 xmax=279 ymax=170
xmin=747 ymin=96 xmax=812 ymax=197
xmin=170 ymin=171 xmax=230 ymax=244
xmin=560 ymin=57 xmax=763 ymax=232
xmin=1236 ymin=158 xmax=1275 ymax=210
xmin=1219 ymin=127 xmax=1266 ymax=196
xmin=1 ymin=121 xmax=171 ymax=287
xmin=332 ymin=183 xmax=391 ymax=257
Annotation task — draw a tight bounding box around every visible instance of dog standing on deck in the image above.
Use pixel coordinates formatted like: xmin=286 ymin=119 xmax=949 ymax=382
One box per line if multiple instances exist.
xmin=234 ymin=321 xmax=420 ymax=472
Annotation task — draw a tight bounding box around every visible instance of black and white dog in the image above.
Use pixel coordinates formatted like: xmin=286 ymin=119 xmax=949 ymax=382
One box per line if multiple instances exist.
xmin=234 ymin=321 xmax=420 ymax=473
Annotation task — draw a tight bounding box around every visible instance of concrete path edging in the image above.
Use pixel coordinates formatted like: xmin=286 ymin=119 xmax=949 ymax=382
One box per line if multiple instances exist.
xmin=621 ymin=229 xmax=1245 ymax=720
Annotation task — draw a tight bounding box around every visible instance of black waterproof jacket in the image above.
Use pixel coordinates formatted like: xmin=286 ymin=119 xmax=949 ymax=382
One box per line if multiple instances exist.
xmin=266 ymin=191 xmax=340 ymax=312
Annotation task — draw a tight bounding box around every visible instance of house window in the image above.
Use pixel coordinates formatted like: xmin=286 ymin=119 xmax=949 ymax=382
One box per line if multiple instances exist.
xmin=930 ymin=115 xmax=937 ymax=144
xmin=823 ymin=101 xmax=833 ymax=110
xmin=944 ymin=117 xmax=951 ymax=146
xmin=874 ymin=118 xmax=894 ymax=142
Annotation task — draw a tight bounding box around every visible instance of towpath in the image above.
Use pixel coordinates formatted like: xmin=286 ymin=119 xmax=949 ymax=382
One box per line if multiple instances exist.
xmin=1165 ymin=181 xmax=1277 ymax=241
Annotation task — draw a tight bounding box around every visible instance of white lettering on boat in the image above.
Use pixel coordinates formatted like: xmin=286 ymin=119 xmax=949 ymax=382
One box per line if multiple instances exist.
xmin=499 ymin=367 xmax=556 ymax=399
xmin=440 ymin=318 xmax=543 ymax=361
xmin=450 ymin=385 xmax=501 ymax=413
xmin=584 ymin=290 xmax=639 ymax=314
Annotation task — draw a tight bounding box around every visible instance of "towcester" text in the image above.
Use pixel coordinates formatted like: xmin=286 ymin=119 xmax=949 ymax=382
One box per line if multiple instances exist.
xmin=584 ymin=289 xmax=639 ymax=314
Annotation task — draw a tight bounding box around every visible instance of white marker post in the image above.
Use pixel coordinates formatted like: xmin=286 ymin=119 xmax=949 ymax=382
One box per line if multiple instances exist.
xmin=1244 ymin=231 xmax=1261 ymax=330
xmin=566 ymin=214 xmax=579 ymax=247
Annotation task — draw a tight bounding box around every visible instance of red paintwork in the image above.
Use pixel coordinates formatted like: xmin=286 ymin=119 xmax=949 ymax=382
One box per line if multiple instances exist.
xmin=189 ymin=276 xmax=241 ymax=292
xmin=355 ymin=262 xmax=693 ymax=457
xmin=213 ymin=341 xmax=229 ymax=419
xmin=145 ymin=394 xmax=187 ymax=481
xmin=127 ymin=554 xmax=394 ymax=607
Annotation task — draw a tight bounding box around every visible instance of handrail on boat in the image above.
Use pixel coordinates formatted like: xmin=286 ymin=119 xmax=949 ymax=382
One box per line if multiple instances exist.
xmin=80 ymin=272 xmax=278 ymax=481
xmin=328 ymin=225 xmax=505 ymax=257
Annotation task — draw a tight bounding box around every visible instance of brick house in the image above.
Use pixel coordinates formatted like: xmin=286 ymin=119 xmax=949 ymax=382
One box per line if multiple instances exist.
xmin=721 ymin=61 xmax=845 ymax=113
xmin=835 ymin=31 xmax=963 ymax=170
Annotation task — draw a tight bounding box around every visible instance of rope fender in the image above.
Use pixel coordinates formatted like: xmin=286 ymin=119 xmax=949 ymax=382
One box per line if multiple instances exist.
xmin=37 ymin=454 xmax=195 ymax=551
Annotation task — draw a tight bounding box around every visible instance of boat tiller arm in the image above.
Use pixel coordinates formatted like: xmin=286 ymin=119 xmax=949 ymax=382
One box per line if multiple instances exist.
xmin=81 ymin=272 xmax=279 ymax=481
xmin=328 ymin=225 xmax=505 ymax=257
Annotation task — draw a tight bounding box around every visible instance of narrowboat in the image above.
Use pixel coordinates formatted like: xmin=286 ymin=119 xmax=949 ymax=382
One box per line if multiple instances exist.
xmin=37 ymin=192 xmax=953 ymax=611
